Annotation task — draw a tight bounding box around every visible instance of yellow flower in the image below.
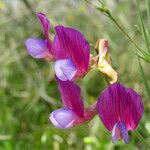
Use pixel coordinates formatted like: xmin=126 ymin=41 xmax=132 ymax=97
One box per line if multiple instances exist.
xmin=95 ymin=39 xmax=118 ymax=84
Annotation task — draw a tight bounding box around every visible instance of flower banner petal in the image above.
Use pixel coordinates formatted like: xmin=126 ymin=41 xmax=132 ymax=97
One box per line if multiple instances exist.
xmin=96 ymin=83 xmax=144 ymax=131
xmin=52 ymin=25 xmax=90 ymax=76
xmin=36 ymin=12 xmax=51 ymax=50
xmin=57 ymin=78 xmax=84 ymax=117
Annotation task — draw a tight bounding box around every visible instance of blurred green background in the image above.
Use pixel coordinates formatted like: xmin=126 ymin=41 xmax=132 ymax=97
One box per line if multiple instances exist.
xmin=0 ymin=0 xmax=150 ymax=149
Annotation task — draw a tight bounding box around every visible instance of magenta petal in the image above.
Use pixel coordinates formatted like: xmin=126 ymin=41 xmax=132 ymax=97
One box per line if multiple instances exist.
xmin=52 ymin=25 xmax=90 ymax=76
xmin=25 ymin=38 xmax=50 ymax=58
xmin=57 ymin=79 xmax=84 ymax=117
xmin=36 ymin=12 xmax=51 ymax=50
xmin=96 ymin=83 xmax=144 ymax=131
xmin=49 ymin=108 xmax=76 ymax=128
xmin=74 ymin=105 xmax=97 ymax=126
xmin=112 ymin=122 xmax=129 ymax=144
xmin=54 ymin=59 xmax=77 ymax=81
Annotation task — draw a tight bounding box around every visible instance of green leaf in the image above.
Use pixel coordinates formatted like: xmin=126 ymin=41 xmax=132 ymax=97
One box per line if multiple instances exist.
xmin=96 ymin=6 xmax=112 ymax=17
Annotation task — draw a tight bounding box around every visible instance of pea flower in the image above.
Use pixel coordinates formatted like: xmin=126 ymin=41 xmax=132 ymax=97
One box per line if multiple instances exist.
xmin=95 ymin=39 xmax=118 ymax=84
xmin=49 ymin=79 xmax=96 ymax=128
xmin=25 ymin=13 xmax=90 ymax=81
xmin=96 ymin=83 xmax=144 ymax=144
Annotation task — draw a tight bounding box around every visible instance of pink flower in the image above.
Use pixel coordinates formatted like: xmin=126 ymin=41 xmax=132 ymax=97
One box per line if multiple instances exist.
xmin=49 ymin=78 xmax=96 ymax=129
xmin=25 ymin=13 xmax=90 ymax=81
xmin=96 ymin=83 xmax=144 ymax=144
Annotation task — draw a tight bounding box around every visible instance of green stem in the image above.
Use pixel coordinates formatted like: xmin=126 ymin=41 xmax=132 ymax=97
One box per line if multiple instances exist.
xmin=136 ymin=0 xmax=150 ymax=52
xmin=85 ymin=0 xmax=149 ymax=56
xmin=109 ymin=16 xmax=143 ymax=53
xmin=22 ymin=0 xmax=35 ymax=15
xmin=84 ymin=0 xmax=97 ymax=7
xmin=134 ymin=130 xmax=150 ymax=150
xmin=85 ymin=0 xmax=144 ymax=54
xmin=103 ymin=75 xmax=110 ymax=85
xmin=97 ymin=0 xmax=103 ymax=5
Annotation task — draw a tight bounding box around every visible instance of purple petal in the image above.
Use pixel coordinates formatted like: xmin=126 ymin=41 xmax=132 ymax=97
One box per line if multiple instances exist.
xmin=36 ymin=12 xmax=51 ymax=50
xmin=96 ymin=83 xmax=144 ymax=131
xmin=54 ymin=58 xmax=77 ymax=81
xmin=112 ymin=122 xmax=129 ymax=144
xmin=52 ymin=25 xmax=90 ymax=76
xmin=57 ymin=79 xmax=84 ymax=117
xmin=25 ymin=38 xmax=51 ymax=59
xmin=49 ymin=108 xmax=76 ymax=128
xmin=74 ymin=105 xmax=97 ymax=125
xmin=49 ymin=106 xmax=97 ymax=128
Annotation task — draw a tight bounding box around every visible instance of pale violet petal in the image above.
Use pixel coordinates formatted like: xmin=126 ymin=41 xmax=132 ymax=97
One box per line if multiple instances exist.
xmin=49 ymin=108 xmax=75 ymax=128
xmin=25 ymin=38 xmax=49 ymax=58
xmin=112 ymin=122 xmax=129 ymax=144
xmin=54 ymin=59 xmax=77 ymax=81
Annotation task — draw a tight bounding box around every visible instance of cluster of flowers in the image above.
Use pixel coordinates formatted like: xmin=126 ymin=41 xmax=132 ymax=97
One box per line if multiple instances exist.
xmin=25 ymin=13 xmax=144 ymax=144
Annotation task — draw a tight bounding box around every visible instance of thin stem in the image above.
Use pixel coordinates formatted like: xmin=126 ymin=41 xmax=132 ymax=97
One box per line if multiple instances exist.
xmin=22 ymin=0 xmax=35 ymax=15
xmin=103 ymin=75 xmax=109 ymax=85
xmin=84 ymin=0 xmax=97 ymax=7
xmin=90 ymin=44 xmax=99 ymax=54
xmin=134 ymin=130 xmax=150 ymax=150
xmin=146 ymin=0 xmax=150 ymax=37
xmin=85 ymin=0 xmax=149 ymax=57
xmin=108 ymin=9 xmax=150 ymax=59
xmin=136 ymin=0 xmax=150 ymax=52
xmin=109 ymin=16 xmax=143 ymax=53
xmin=98 ymin=0 xmax=103 ymax=5
xmin=84 ymin=0 xmax=92 ymax=5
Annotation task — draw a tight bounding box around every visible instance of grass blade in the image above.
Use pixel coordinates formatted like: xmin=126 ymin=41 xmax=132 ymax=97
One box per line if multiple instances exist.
xmin=138 ymin=57 xmax=150 ymax=99
xmin=146 ymin=0 xmax=150 ymax=36
xmin=137 ymin=0 xmax=150 ymax=52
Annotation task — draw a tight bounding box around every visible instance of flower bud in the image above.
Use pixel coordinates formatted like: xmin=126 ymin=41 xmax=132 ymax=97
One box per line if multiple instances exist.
xmin=95 ymin=39 xmax=118 ymax=84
